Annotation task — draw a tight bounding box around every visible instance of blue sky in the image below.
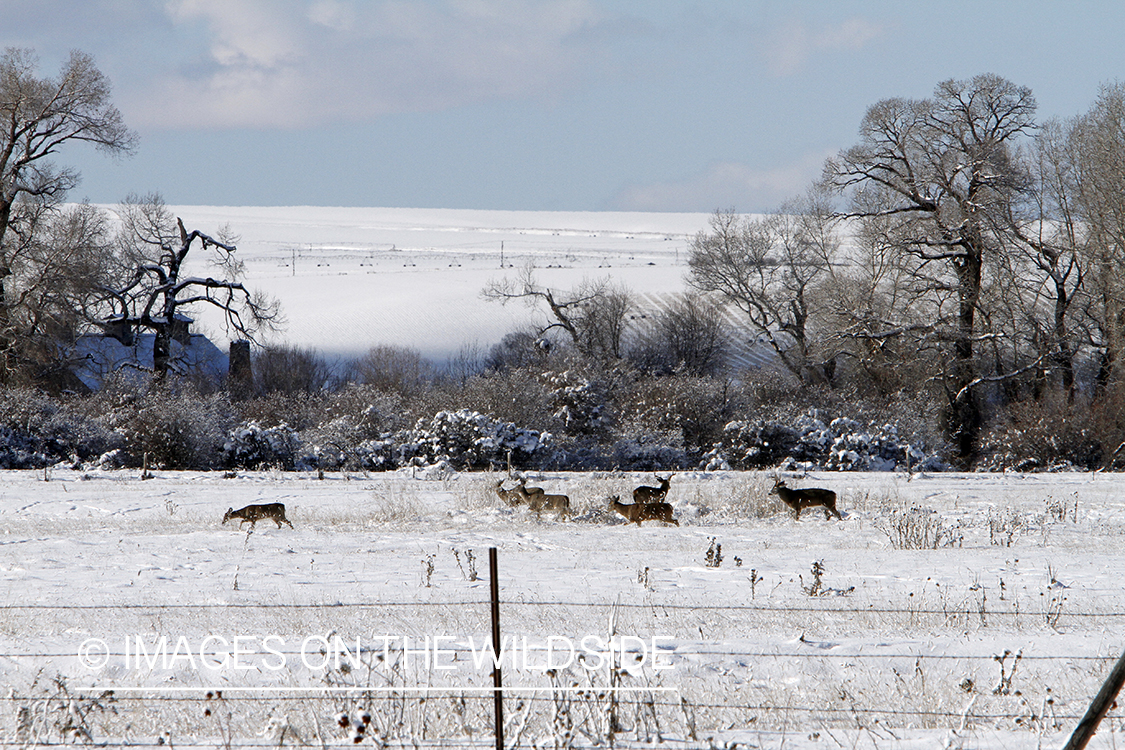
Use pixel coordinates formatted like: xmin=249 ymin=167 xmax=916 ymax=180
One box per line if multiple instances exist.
xmin=7 ymin=1 xmax=1124 ymax=212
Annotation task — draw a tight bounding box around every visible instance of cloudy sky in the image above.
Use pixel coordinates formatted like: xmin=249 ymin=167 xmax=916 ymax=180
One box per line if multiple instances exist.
xmin=7 ymin=1 xmax=1124 ymax=212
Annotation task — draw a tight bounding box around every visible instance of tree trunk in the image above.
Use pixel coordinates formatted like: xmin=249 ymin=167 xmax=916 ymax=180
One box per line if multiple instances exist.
xmin=1054 ymin=285 xmax=1075 ymax=400
xmin=0 ymin=198 xmax=12 ymax=379
xmin=950 ymin=247 xmax=984 ymax=462
xmin=153 ymin=325 xmax=171 ymax=380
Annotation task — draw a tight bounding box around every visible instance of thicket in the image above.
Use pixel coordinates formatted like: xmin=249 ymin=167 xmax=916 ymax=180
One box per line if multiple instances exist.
xmin=6 ymin=335 xmax=1125 ymax=472
xmin=0 ymin=346 xmax=950 ymax=472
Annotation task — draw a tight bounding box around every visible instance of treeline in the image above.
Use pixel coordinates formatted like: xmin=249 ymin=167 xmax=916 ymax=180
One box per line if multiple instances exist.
xmin=3 ymin=50 xmax=1125 ymax=471
xmin=0 ymin=342 xmax=951 ymax=473
xmin=494 ymin=74 xmax=1125 ymax=469
xmin=0 ymin=329 xmax=1117 ymax=474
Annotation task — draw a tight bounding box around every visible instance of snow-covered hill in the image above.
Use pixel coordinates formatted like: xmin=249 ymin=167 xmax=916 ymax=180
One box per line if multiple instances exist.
xmin=167 ymin=206 xmax=718 ymax=364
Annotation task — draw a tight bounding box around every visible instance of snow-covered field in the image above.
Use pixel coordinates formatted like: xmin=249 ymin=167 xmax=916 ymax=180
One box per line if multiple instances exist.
xmin=166 ymin=206 xmax=713 ymax=364
xmin=2 ymin=467 xmax=1123 ymax=748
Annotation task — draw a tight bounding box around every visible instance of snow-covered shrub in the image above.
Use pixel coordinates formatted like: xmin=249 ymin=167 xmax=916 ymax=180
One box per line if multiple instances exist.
xmin=222 ymin=421 xmax=302 ymax=470
xmin=542 ymin=370 xmax=613 ymax=437
xmin=454 ymin=368 xmax=555 ymax=433
xmin=0 ymin=388 xmax=118 ymax=468
xmin=399 ymin=409 xmax=550 ymax=470
xmin=706 ymin=410 xmax=941 ymax=472
xmin=976 ymin=396 xmax=1104 ymax=471
xmin=288 ymin=385 xmax=414 ymax=470
xmin=620 ymin=372 xmax=742 ymax=456
xmin=349 ymin=437 xmax=399 ymax=471
xmin=96 ymin=379 xmax=234 ymax=469
xmin=706 ymin=420 xmax=799 ymax=469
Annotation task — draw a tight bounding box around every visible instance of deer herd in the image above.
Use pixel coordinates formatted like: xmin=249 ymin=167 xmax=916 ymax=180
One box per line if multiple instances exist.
xmin=221 ymin=474 xmax=844 ymax=530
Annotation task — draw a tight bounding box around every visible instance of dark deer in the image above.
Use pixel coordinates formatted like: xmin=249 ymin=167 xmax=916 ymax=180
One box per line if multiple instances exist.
xmin=610 ymin=495 xmax=679 ymax=526
xmin=633 ymin=473 xmax=674 ymax=504
xmin=222 ymin=503 xmax=293 ymax=529
xmin=769 ymin=478 xmax=842 ymax=520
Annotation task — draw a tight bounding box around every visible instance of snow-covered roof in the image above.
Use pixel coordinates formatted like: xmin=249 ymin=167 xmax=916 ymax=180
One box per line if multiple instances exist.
xmin=69 ymin=332 xmax=228 ymax=390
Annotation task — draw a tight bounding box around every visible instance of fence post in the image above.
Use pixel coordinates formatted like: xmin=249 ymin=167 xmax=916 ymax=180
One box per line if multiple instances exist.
xmin=490 ymin=547 xmax=503 ymax=750
xmin=1063 ymin=647 xmax=1125 ymax=750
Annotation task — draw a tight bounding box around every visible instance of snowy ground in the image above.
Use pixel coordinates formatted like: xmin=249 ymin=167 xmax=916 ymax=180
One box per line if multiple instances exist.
xmin=163 ymin=206 xmax=714 ymax=365
xmin=1 ymin=468 xmax=1123 ymax=748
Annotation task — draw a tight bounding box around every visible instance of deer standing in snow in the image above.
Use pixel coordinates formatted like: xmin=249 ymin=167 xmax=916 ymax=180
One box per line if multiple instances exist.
xmin=494 ymin=479 xmax=525 ymax=507
xmin=515 ymin=479 xmax=569 ymax=519
xmin=222 ymin=503 xmax=293 ymax=529
xmin=633 ymin=473 xmax=674 ymax=504
xmin=770 ymin=478 xmax=842 ymax=520
xmin=610 ymin=495 xmax=679 ymax=526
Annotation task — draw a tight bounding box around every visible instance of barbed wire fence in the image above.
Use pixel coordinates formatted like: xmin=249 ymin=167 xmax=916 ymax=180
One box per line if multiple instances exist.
xmin=1 ymin=559 xmax=1123 ymax=748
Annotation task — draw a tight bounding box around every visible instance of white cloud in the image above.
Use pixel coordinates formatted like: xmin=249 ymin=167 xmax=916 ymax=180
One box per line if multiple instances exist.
xmin=764 ymin=17 xmax=883 ymax=76
xmin=133 ymin=0 xmax=603 ymax=129
xmin=610 ymin=150 xmax=835 ymax=213
xmin=168 ymin=0 xmax=303 ymax=69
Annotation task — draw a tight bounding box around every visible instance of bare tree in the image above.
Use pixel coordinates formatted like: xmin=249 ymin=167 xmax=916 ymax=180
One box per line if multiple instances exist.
xmin=632 ymin=293 xmax=730 ymax=377
xmin=4 ymin=200 xmax=116 ymax=383
xmin=350 ymin=344 xmax=433 ymax=396
xmin=0 ymin=48 xmax=136 ymax=377
xmin=824 ymin=73 xmax=1037 ymax=460
xmin=486 ymin=330 xmax=545 ymax=372
xmin=482 ymin=264 xmax=633 ymax=360
xmin=254 ymin=344 xmax=333 ymax=396
xmin=820 ymin=204 xmax=939 ymax=394
xmin=105 ymin=193 xmax=282 ymax=379
xmin=686 ymin=191 xmax=836 ymax=384
xmin=1070 ymin=83 xmax=1125 ymax=391
xmin=1000 ymin=118 xmax=1087 ymax=399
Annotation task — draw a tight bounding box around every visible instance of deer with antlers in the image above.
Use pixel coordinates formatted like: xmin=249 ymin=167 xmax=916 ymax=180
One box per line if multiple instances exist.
xmin=633 ymin=472 xmax=674 ymax=504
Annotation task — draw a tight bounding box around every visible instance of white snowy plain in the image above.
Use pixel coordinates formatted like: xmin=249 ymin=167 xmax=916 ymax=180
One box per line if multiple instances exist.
xmin=2 ymin=467 xmax=1123 ymax=749
xmin=162 ymin=205 xmax=713 ymax=364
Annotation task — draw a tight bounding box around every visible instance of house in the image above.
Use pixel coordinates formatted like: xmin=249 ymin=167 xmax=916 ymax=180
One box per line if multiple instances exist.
xmin=69 ymin=315 xmax=231 ymax=391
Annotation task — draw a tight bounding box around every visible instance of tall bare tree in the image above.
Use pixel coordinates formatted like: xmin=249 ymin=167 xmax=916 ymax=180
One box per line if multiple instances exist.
xmin=4 ymin=200 xmax=116 ymax=383
xmin=482 ymin=264 xmax=633 ymax=360
xmin=633 ymin=293 xmax=730 ymax=377
xmin=1000 ymin=118 xmax=1087 ymax=399
xmin=686 ymin=190 xmax=837 ymax=384
xmin=1070 ymin=83 xmax=1125 ymax=391
xmin=824 ymin=73 xmax=1037 ymax=460
xmin=0 ymin=48 xmax=136 ymax=378
xmin=105 ymin=194 xmax=282 ymax=379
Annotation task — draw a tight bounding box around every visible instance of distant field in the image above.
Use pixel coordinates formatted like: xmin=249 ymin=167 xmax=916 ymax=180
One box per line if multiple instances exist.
xmin=165 ymin=206 xmax=744 ymax=366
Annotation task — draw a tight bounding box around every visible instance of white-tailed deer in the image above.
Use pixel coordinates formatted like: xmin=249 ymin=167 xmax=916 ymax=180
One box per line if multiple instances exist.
xmin=222 ymin=503 xmax=293 ymax=529
xmin=610 ymin=495 xmax=679 ymax=526
xmin=494 ymin=479 xmax=525 ymax=507
xmin=633 ymin=473 xmax=674 ymax=504
xmin=769 ymin=478 xmax=842 ymax=520
xmin=516 ymin=476 xmax=544 ymax=498
xmin=516 ymin=481 xmax=570 ymax=519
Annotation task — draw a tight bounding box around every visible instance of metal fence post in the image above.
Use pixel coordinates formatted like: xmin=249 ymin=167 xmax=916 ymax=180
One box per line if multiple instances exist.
xmin=490 ymin=547 xmax=503 ymax=750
